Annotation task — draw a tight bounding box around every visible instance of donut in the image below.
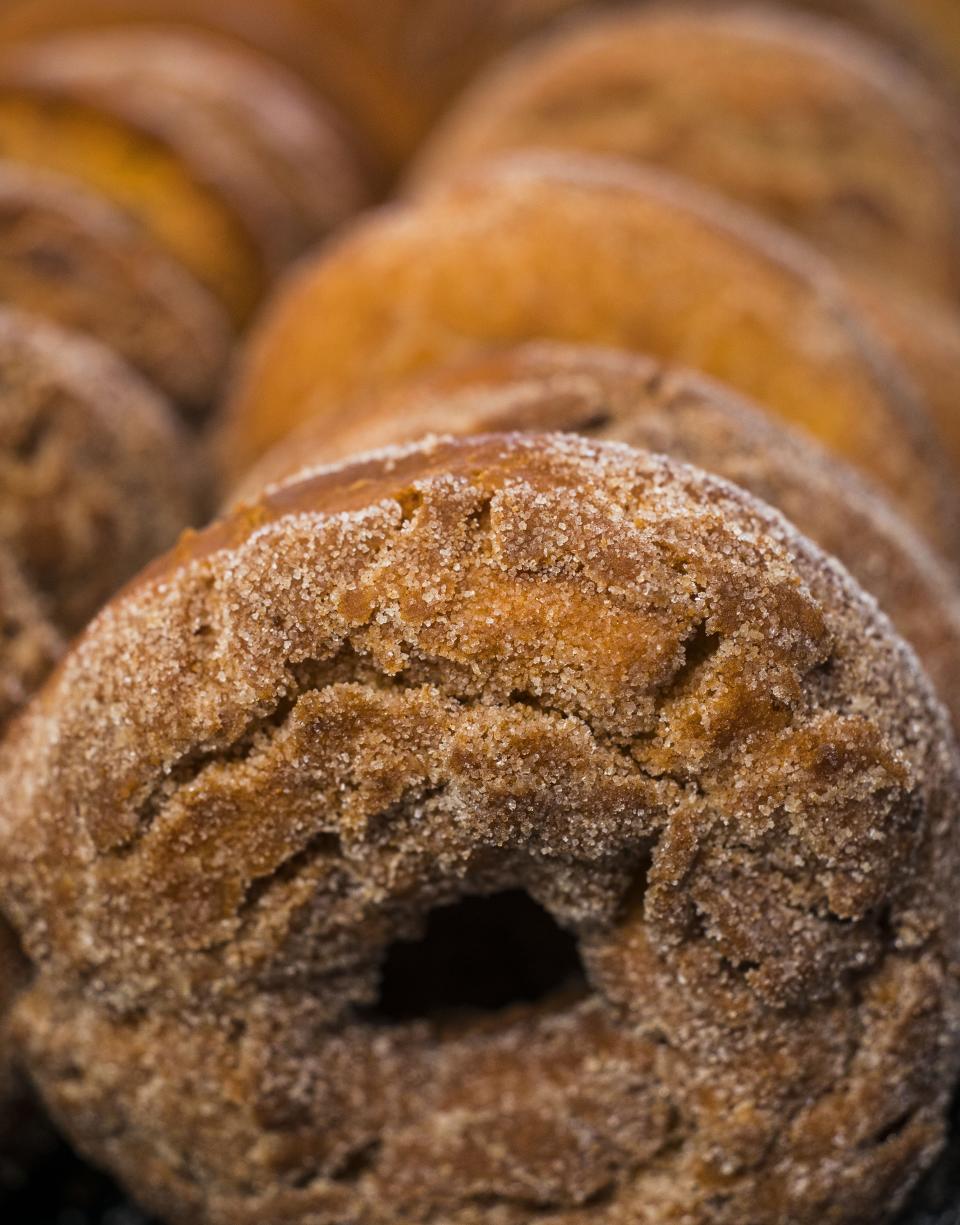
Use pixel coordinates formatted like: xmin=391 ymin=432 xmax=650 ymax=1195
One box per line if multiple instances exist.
xmin=0 ymin=305 xmax=196 ymax=704
xmin=76 ymin=28 xmax=371 ymax=249
xmin=849 ymin=276 xmax=960 ymax=479
xmin=0 ymin=0 xmax=589 ymax=173
xmin=1 ymin=431 xmax=957 ymax=1225
xmin=0 ymin=27 xmax=368 ymax=323
xmin=0 ymin=161 xmax=229 ymax=418
xmin=0 ymin=543 xmax=60 ymax=729
xmin=411 ymin=5 xmax=960 ymax=301
xmin=221 ymin=153 xmax=958 ymax=561
xmin=238 ymin=341 xmax=960 ymax=734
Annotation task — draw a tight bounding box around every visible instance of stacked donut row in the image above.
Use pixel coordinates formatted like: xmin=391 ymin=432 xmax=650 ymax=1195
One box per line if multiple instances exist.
xmin=2 ymin=3 xmax=960 ymax=1224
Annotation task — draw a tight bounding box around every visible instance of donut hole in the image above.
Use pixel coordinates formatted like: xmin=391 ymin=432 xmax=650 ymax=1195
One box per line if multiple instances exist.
xmin=366 ymin=889 xmax=587 ymax=1023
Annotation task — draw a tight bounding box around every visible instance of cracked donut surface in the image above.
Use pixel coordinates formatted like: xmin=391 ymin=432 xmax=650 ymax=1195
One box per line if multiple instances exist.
xmin=237 ymin=341 xmax=960 ymax=737
xmin=1 ymin=433 xmax=958 ymax=1225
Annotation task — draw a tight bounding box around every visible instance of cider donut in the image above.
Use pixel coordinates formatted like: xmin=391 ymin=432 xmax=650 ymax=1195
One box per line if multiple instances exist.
xmin=411 ymin=5 xmax=960 ymax=301
xmin=239 ymin=341 xmax=960 ymax=733
xmin=0 ymin=27 xmax=370 ymax=307
xmin=0 ymin=305 xmax=196 ymax=720
xmin=0 ymin=161 xmax=229 ymax=419
xmin=1 ymin=432 xmax=958 ymax=1225
xmin=222 ymin=154 xmax=958 ymax=560
xmin=0 ymin=0 xmax=589 ymax=172
xmin=61 ymin=28 xmax=371 ymax=248
xmin=0 ymin=543 xmax=60 ymax=729
xmin=0 ymin=27 xmax=368 ymax=323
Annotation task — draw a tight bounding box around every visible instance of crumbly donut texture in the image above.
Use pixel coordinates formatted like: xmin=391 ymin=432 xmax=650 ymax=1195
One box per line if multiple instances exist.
xmin=2 ymin=433 xmax=958 ymax=1225
xmin=221 ymin=155 xmax=957 ymax=566
xmin=239 ymin=342 xmax=960 ymax=734
xmin=411 ymin=4 xmax=960 ymax=299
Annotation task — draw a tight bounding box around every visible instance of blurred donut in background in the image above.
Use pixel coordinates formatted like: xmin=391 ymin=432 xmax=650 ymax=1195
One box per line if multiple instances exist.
xmin=0 ymin=0 xmax=591 ymax=175
xmin=222 ymin=154 xmax=959 ymax=562
xmin=0 ymin=306 xmax=197 ymax=721
xmin=412 ymin=6 xmax=960 ymax=301
xmin=0 ymin=27 xmax=370 ymax=324
xmin=0 ymin=162 xmax=229 ymax=419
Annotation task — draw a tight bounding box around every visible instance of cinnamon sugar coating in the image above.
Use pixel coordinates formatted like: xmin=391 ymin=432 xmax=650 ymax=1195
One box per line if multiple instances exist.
xmin=0 ymin=161 xmax=229 ymax=418
xmin=0 ymin=306 xmax=196 ymax=722
xmin=239 ymin=342 xmax=960 ymax=734
xmin=411 ymin=5 xmax=960 ymax=300
xmin=2 ymin=433 xmax=957 ymax=1224
xmin=221 ymin=155 xmax=958 ymax=564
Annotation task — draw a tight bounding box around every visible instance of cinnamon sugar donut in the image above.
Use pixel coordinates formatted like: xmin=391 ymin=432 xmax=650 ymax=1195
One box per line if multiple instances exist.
xmin=76 ymin=27 xmax=370 ymax=249
xmin=0 ymin=26 xmax=370 ymax=323
xmin=0 ymin=305 xmax=196 ymax=719
xmin=0 ymin=0 xmax=589 ymax=172
xmin=0 ymin=28 xmax=367 ymax=324
xmin=1 ymin=432 xmax=958 ymax=1225
xmin=239 ymin=342 xmax=960 ymax=733
xmin=0 ymin=161 xmax=229 ymax=419
xmin=411 ymin=5 xmax=960 ymax=301
xmin=222 ymin=154 xmax=958 ymax=561
xmin=0 ymin=543 xmax=60 ymax=729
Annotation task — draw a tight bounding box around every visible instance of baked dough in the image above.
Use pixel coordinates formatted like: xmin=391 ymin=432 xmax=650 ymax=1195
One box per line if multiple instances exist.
xmin=411 ymin=5 xmax=960 ymax=300
xmin=0 ymin=306 xmax=196 ymax=722
xmin=239 ymin=341 xmax=960 ymax=733
xmin=222 ymin=154 xmax=958 ymax=560
xmin=2 ymin=432 xmax=957 ymax=1225
xmin=0 ymin=161 xmax=229 ymax=418
xmin=0 ymin=27 xmax=368 ymax=323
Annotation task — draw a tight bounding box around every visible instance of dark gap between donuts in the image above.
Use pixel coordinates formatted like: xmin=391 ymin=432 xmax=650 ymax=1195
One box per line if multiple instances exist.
xmin=362 ymin=889 xmax=587 ymax=1023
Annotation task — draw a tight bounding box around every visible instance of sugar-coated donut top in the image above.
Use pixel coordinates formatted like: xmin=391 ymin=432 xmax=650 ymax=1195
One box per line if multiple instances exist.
xmin=1 ymin=431 xmax=958 ymax=1223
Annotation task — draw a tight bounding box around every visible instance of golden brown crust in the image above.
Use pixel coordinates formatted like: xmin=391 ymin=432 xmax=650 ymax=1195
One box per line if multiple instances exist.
xmin=0 ymin=305 xmax=197 ymax=713
xmin=222 ymin=153 xmax=958 ymax=561
xmin=0 ymin=161 xmax=229 ymax=418
xmin=239 ymin=341 xmax=960 ymax=735
xmin=411 ymin=4 xmax=960 ymax=301
xmin=2 ymin=432 xmax=958 ymax=1224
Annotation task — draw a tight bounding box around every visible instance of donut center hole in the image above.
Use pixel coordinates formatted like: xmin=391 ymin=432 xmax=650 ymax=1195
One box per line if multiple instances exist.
xmin=368 ymin=889 xmax=587 ymax=1022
